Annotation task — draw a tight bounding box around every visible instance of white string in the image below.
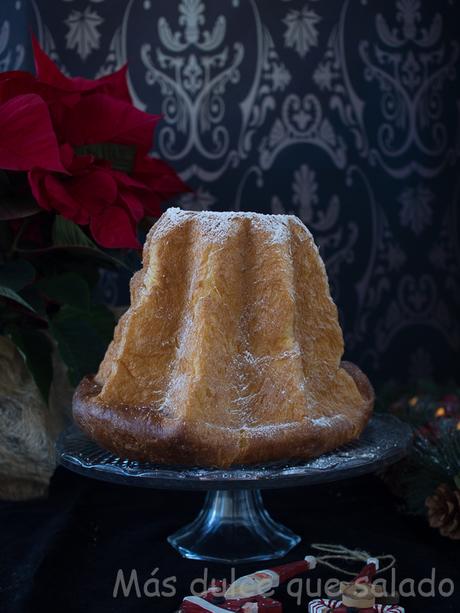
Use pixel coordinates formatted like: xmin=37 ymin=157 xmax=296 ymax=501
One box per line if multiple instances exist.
xmin=310 ymin=543 xmax=396 ymax=577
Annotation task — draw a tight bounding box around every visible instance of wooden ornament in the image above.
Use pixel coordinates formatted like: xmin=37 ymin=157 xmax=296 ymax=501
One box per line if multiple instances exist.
xmin=340 ymin=581 xmax=386 ymax=599
xmin=341 ymin=582 xmax=375 ymax=609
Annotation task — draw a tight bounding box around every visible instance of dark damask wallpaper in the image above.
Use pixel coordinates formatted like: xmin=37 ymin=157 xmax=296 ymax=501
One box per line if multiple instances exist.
xmin=1 ymin=0 xmax=459 ymax=386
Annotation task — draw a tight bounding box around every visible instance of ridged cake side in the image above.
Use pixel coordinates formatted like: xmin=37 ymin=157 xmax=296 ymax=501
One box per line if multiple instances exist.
xmin=74 ymin=209 xmax=373 ymax=466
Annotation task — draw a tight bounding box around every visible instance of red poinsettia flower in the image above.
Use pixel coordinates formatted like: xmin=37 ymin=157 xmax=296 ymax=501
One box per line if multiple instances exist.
xmin=0 ymin=93 xmax=65 ymax=172
xmin=0 ymin=34 xmax=131 ymax=111
xmin=28 ymin=88 xmax=189 ymax=248
xmin=32 ymin=34 xmax=132 ymax=103
xmin=0 ymin=37 xmax=190 ymax=249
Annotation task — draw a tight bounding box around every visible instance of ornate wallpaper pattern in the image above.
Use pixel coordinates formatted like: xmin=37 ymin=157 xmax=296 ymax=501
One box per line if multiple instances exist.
xmin=2 ymin=0 xmax=460 ymax=385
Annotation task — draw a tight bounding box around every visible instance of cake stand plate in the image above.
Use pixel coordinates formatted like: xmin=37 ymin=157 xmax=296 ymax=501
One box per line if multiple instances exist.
xmin=57 ymin=414 xmax=411 ymax=564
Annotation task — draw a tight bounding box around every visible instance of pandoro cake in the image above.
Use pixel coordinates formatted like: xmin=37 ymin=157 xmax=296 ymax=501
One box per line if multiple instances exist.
xmin=73 ymin=208 xmax=374 ymax=467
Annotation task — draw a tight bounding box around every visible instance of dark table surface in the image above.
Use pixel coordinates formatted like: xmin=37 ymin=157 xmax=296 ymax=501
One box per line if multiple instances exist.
xmin=1 ymin=467 xmax=459 ymax=613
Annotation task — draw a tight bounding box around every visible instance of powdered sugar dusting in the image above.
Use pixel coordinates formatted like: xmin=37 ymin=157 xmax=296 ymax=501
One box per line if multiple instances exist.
xmin=152 ymin=207 xmax=299 ymax=245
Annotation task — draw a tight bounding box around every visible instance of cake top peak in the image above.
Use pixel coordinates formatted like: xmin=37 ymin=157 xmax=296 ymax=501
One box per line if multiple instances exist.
xmin=165 ymin=207 xmax=298 ymax=222
xmin=154 ymin=207 xmax=308 ymax=245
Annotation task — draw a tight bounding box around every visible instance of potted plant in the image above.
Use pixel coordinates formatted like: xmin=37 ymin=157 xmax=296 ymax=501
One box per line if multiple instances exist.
xmin=0 ymin=36 xmax=189 ymax=499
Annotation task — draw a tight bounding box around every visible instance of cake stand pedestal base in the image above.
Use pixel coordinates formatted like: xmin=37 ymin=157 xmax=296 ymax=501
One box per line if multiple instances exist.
xmin=167 ymin=489 xmax=300 ymax=563
xmin=57 ymin=415 xmax=412 ymax=564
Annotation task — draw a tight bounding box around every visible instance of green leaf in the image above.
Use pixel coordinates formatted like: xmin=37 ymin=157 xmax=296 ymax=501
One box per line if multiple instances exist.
xmin=51 ymin=216 xmax=132 ymax=271
xmin=0 ymin=197 xmax=40 ymax=221
xmin=0 ymin=285 xmax=35 ymax=311
xmin=0 ymin=171 xmax=40 ymax=220
xmin=74 ymin=142 xmax=136 ymax=173
xmin=81 ymin=304 xmax=117 ymax=342
xmin=8 ymin=326 xmax=53 ymax=402
xmin=37 ymin=273 xmax=90 ymax=310
xmin=52 ymin=215 xmax=97 ymax=250
xmin=0 ymin=260 xmax=35 ymax=291
xmin=50 ymin=304 xmax=115 ymax=386
xmin=20 ymin=285 xmax=46 ymax=315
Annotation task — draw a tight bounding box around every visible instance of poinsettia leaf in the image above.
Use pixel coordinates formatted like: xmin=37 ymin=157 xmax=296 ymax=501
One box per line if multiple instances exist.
xmin=0 ymin=170 xmax=40 ymax=220
xmin=82 ymin=304 xmax=116 ymax=343
xmin=32 ymin=34 xmax=132 ymax=102
xmin=74 ymin=142 xmax=136 ymax=173
xmin=0 ymin=285 xmax=35 ymax=311
xmin=51 ymin=215 xmax=132 ymax=271
xmin=0 ymin=194 xmax=40 ymax=221
xmin=61 ymin=94 xmax=159 ymax=155
xmin=50 ymin=304 xmax=115 ymax=386
xmin=8 ymin=326 xmax=53 ymax=402
xmin=0 ymin=259 xmax=36 ymax=291
xmin=52 ymin=215 xmax=97 ymax=250
xmin=0 ymin=302 xmax=23 ymax=326
xmin=20 ymin=285 xmax=46 ymax=315
xmin=0 ymin=251 xmax=36 ymax=313
xmin=37 ymin=272 xmax=90 ymax=311
xmin=0 ymin=94 xmax=66 ymax=172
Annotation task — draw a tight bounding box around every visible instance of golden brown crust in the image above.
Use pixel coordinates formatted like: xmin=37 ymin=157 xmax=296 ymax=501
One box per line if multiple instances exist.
xmin=72 ymin=210 xmax=375 ymax=468
xmin=73 ymin=361 xmax=374 ymax=467
xmin=341 ymin=360 xmax=375 ymax=416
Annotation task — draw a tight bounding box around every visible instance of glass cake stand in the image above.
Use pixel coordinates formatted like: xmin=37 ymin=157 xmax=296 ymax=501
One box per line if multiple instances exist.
xmin=57 ymin=414 xmax=411 ymax=564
